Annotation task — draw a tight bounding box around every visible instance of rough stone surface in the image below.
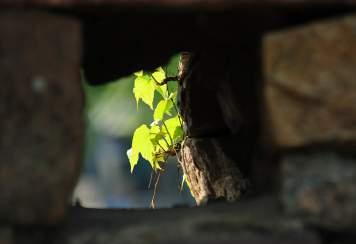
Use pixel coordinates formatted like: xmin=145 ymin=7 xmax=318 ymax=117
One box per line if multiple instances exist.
xmin=281 ymin=151 xmax=356 ymax=230
xmin=0 ymin=10 xmax=83 ymax=225
xmin=179 ymin=137 xmax=249 ymax=205
xmin=264 ymin=15 xmax=356 ymax=147
xmin=177 ymin=38 xmax=266 ymax=201
xmin=8 ymin=197 xmax=321 ymax=244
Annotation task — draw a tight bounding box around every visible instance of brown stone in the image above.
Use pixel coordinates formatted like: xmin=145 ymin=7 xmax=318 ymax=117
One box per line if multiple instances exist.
xmin=179 ymin=137 xmax=248 ymax=205
xmin=264 ymin=15 xmax=356 ymax=147
xmin=178 ymin=40 xmax=262 ymax=203
xmin=0 ymin=10 xmax=83 ymax=225
xmin=281 ymin=152 xmax=356 ymax=230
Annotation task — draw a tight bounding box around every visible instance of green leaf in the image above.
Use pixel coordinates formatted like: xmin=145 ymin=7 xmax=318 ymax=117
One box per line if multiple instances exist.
xmin=149 ymin=125 xmax=170 ymax=169
xmin=152 ymin=67 xmax=166 ymax=83
xmin=126 ymin=148 xmax=138 ymax=173
xmin=149 ymin=124 xmax=161 ymax=136
xmin=167 ymin=82 xmax=178 ymax=98
xmin=152 ymin=67 xmax=168 ymax=99
xmin=153 ymin=99 xmax=173 ymax=121
xmin=165 ymin=54 xmax=180 ymax=77
xmin=128 ymin=57 xmax=191 ymax=196
xmin=164 ymin=115 xmax=183 ymax=142
xmin=134 ymin=70 xmax=143 ymax=77
xmin=168 ymin=91 xmax=178 ymax=110
xmin=150 ymin=125 xmax=169 ymax=151
xmin=152 ymin=148 xmax=166 ymax=170
xmin=155 ymin=84 xmax=168 ymax=99
xmin=133 ymin=75 xmax=155 ymax=109
xmin=128 ymin=124 xmax=155 ymax=172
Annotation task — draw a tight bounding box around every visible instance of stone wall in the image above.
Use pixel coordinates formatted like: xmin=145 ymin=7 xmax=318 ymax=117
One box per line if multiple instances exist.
xmin=0 ymin=1 xmax=356 ymax=243
xmin=0 ymin=10 xmax=83 ymax=225
xmin=264 ymin=15 xmax=356 ymax=234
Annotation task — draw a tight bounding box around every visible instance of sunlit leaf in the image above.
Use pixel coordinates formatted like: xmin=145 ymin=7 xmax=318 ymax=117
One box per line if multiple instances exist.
xmin=152 ymin=148 xmax=166 ymax=170
xmin=164 ymin=115 xmax=183 ymax=142
xmin=155 ymin=84 xmax=168 ymax=99
xmin=168 ymin=91 xmax=177 ymax=100
xmin=152 ymin=67 xmax=168 ymax=99
xmin=128 ymin=60 xmax=189 ymax=194
xmin=134 ymin=70 xmax=143 ymax=77
xmin=153 ymin=99 xmax=173 ymax=121
xmin=150 ymin=125 xmax=169 ymax=170
xmin=150 ymin=125 xmax=169 ymax=151
xmin=127 ymin=148 xmax=138 ymax=173
xmin=152 ymin=67 xmax=166 ymax=83
xmin=150 ymin=124 xmax=161 ymax=136
xmin=128 ymin=124 xmax=155 ymax=172
xmin=168 ymin=92 xmax=178 ymax=114
xmin=133 ymin=75 xmax=155 ymax=109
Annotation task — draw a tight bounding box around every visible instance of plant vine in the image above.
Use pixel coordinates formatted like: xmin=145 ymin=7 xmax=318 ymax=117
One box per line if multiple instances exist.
xmin=127 ymin=56 xmax=189 ymax=208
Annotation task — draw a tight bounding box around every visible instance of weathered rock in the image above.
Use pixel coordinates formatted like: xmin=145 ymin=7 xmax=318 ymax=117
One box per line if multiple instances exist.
xmin=281 ymin=151 xmax=356 ymax=230
xmin=0 ymin=10 xmax=83 ymax=225
xmin=179 ymin=137 xmax=248 ymax=205
xmin=178 ymin=40 xmax=263 ymax=202
xmin=264 ymin=15 xmax=356 ymax=147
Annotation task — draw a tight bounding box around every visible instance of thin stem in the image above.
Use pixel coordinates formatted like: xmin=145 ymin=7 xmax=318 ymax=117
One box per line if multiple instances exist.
xmin=150 ymin=171 xmax=161 ymax=209
xmin=148 ymin=170 xmax=154 ymax=189
xmin=166 ymin=80 xmax=171 ymax=98
xmin=176 ymin=154 xmax=186 ymax=193
xmin=151 ymin=73 xmax=170 ymax=99
xmin=150 ymin=132 xmax=170 ymax=150
xmin=156 ymin=141 xmax=166 ymax=152
xmin=163 ymin=73 xmax=183 ymax=133
xmin=160 ymin=135 xmax=171 ymax=149
xmin=151 ymin=73 xmax=178 ymax=86
xmin=150 ymin=74 xmax=161 ymax=85
xmin=162 ymin=121 xmax=173 ymax=146
xmin=170 ymin=98 xmax=184 ymax=131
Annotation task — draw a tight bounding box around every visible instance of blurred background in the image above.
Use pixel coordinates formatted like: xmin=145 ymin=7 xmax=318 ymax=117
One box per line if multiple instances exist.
xmin=73 ymin=55 xmax=195 ymax=208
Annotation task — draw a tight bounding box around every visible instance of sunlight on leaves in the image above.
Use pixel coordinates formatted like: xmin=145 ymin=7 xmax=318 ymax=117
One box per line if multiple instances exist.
xmin=127 ymin=124 xmax=154 ymax=172
xmin=128 ymin=56 xmax=189 ymax=197
xmin=164 ymin=115 xmax=183 ymax=142
xmin=133 ymin=74 xmax=156 ymax=109
xmin=153 ymin=99 xmax=173 ymax=121
xmin=152 ymin=67 xmax=166 ymax=83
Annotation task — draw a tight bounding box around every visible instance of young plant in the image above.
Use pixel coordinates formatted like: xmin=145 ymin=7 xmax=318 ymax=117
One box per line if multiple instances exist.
xmin=127 ymin=63 xmax=188 ymax=208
